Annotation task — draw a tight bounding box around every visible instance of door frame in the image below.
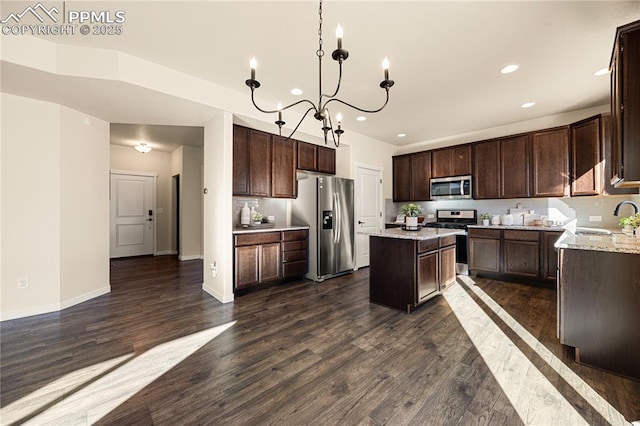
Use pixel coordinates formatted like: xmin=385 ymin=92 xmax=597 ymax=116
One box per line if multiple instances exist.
xmin=110 ymin=169 xmax=158 ymax=256
xmin=353 ymin=162 xmax=384 ymax=270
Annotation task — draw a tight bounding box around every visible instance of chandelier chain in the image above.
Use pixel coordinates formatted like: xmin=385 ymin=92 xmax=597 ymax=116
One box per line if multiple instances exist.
xmin=317 ymin=0 xmax=324 ymax=58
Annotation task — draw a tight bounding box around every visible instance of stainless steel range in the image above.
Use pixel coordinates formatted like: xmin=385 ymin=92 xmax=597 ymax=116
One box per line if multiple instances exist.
xmin=423 ymin=209 xmax=477 ymax=275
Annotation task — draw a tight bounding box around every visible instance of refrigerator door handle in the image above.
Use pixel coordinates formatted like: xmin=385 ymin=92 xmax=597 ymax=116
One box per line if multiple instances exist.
xmin=333 ymin=192 xmax=339 ymax=244
xmin=335 ymin=192 xmax=341 ymax=244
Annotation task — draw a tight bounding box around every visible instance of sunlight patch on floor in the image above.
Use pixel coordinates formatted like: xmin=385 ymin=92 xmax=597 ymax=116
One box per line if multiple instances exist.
xmin=444 ymin=281 xmax=589 ymax=425
xmin=16 ymin=321 xmax=236 ymax=425
xmin=458 ymin=275 xmax=628 ymax=425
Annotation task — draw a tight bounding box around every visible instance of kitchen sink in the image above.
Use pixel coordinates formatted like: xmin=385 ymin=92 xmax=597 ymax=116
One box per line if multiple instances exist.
xmin=573 ymin=227 xmax=613 ymax=236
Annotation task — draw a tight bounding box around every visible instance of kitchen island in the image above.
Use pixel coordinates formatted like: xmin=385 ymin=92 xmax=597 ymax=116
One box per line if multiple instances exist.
xmin=364 ymin=228 xmax=463 ymax=313
xmin=556 ymin=230 xmax=640 ymax=380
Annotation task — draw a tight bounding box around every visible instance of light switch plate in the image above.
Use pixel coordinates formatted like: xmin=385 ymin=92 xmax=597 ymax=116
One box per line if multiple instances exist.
xmin=589 ymin=216 xmax=602 ymax=222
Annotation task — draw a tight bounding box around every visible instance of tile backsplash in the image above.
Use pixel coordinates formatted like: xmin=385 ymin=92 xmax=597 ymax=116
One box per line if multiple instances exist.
xmin=232 ymin=197 xmax=288 ymax=225
xmin=387 ymin=193 xmax=640 ymax=228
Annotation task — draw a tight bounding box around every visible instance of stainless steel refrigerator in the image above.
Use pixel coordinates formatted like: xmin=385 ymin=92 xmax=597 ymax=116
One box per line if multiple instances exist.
xmin=291 ymin=176 xmax=355 ymax=282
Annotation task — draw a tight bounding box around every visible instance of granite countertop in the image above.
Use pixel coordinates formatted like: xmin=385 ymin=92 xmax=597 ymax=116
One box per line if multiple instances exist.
xmin=359 ymin=227 xmax=464 ymax=241
xmin=467 ymin=224 xmax=566 ymax=232
xmin=233 ymin=225 xmax=310 ymax=234
xmin=555 ymin=230 xmax=640 ymax=255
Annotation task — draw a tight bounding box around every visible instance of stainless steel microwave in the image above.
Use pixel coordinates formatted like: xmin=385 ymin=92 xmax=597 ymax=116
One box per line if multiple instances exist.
xmin=430 ymin=175 xmax=472 ymax=200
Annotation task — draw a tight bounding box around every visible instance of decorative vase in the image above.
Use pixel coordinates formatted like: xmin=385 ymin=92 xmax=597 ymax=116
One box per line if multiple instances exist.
xmin=482 ymin=219 xmax=490 ymax=226
xmin=405 ymin=216 xmax=418 ymax=228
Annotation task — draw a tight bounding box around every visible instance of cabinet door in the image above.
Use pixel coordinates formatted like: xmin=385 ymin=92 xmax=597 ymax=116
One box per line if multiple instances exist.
xmin=532 ymin=128 xmax=569 ymax=197
xmin=431 ymin=149 xmax=452 ymax=178
xmin=393 ymin=155 xmax=412 ymax=202
xmin=272 ymin=136 xmax=297 ymax=198
xmin=248 ymin=130 xmax=272 ymax=197
xmin=233 ymin=126 xmax=250 ymax=195
xmin=417 ymin=251 xmax=439 ymax=303
xmin=452 ymin=145 xmax=472 ymax=176
xmin=620 ymin=28 xmax=640 ymax=183
xmin=503 ymin=240 xmax=539 ymax=278
xmin=469 ymin=237 xmax=500 ymax=272
xmin=473 ymin=141 xmax=500 ymax=199
xmin=235 ymin=245 xmax=259 ymax=288
xmin=542 ymin=231 xmax=562 ymax=280
xmin=297 ymin=141 xmax=317 ymax=171
xmin=570 ymin=118 xmax=601 ymax=196
xmin=602 ymin=114 xmax=637 ymax=194
xmin=259 ymin=243 xmax=281 ymax=282
xmin=317 ymin=145 xmax=336 ymax=174
xmin=501 ymin=135 xmax=531 ymax=198
xmin=410 ymin=151 xmax=431 ymax=201
xmin=439 ymin=245 xmax=456 ymax=289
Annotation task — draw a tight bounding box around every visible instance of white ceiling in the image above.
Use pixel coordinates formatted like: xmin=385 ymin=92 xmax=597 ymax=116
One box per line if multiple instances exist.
xmin=4 ymin=1 xmax=640 ymax=149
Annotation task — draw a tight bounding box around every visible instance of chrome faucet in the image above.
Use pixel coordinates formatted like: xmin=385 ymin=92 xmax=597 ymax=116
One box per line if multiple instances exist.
xmin=613 ymin=201 xmax=640 ymax=216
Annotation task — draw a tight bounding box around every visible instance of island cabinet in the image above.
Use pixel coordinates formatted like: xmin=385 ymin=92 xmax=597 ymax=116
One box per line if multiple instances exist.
xmin=532 ymin=127 xmax=569 ymax=198
xmin=431 ymin=145 xmax=471 ymax=178
xmin=369 ymin=234 xmax=456 ymax=313
xmin=610 ymin=19 xmax=640 ymax=187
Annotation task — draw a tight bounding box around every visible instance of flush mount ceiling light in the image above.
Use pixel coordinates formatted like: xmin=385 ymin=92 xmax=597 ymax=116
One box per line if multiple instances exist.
xmin=397 ymin=133 xmax=406 ymax=138
xmin=134 ymin=142 xmax=152 ymax=153
xmin=500 ymin=64 xmax=519 ymax=74
xmin=593 ymin=67 xmax=610 ymax=76
xmin=521 ymin=102 xmax=535 ymax=109
xmin=290 ymin=88 xmax=303 ymax=96
xmin=245 ymin=0 xmax=394 ymax=147
xmin=356 ymin=116 xmax=367 ymax=122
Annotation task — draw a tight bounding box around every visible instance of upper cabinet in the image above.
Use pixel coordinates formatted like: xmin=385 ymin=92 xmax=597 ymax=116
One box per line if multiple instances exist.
xmin=473 ymin=140 xmax=500 ymax=199
xmin=297 ymin=141 xmax=336 ymax=175
xmin=570 ymin=117 xmax=602 ymax=196
xmin=500 ymin=134 xmax=531 ymax=199
xmin=317 ymin=145 xmax=336 ymax=175
xmin=271 ymin=136 xmax=297 ymax=199
xmin=392 ymin=152 xmax=431 ymax=202
xmin=233 ymin=126 xmax=271 ymax=197
xmin=610 ymin=20 xmax=640 ymax=187
xmin=431 ymin=145 xmax=471 ymax=178
xmin=392 ymin=154 xmax=412 ymax=202
xmin=602 ymin=114 xmax=638 ymax=195
xmin=532 ymin=127 xmax=569 ymax=198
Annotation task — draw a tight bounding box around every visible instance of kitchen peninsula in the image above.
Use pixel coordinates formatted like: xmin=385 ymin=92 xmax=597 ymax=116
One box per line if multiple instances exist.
xmin=556 ymin=230 xmax=640 ymax=380
xmin=365 ymin=228 xmax=463 ymax=313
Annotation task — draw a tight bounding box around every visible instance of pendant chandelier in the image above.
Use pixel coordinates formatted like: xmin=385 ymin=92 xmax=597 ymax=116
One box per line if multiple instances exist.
xmin=245 ymin=0 xmax=394 ymax=147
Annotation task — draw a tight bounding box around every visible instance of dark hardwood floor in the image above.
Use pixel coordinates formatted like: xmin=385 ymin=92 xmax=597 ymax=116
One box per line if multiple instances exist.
xmin=1 ymin=255 xmax=638 ymax=425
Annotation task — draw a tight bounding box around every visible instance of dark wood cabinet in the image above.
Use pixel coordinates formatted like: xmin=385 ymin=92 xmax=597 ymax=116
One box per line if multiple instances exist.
xmin=281 ymin=230 xmax=308 ymax=279
xmin=439 ymin=244 xmax=456 ymax=289
xmin=258 ymin=243 xmax=282 ymax=282
xmin=432 ymin=145 xmax=471 ymax=178
xmin=469 ymin=228 xmax=501 ymax=272
xmin=271 ymin=136 xmax=297 ymax=198
xmin=234 ymin=245 xmax=260 ymax=288
xmin=473 ymin=141 xmax=501 ymax=199
xmin=297 ymin=141 xmax=317 ymax=171
xmin=417 ymin=251 xmax=439 ymax=303
xmin=233 ymin=125 xmax=271 ymax=197
xmin=532 ymin=127 xmax=569 ymax=198
xmin=392 ymin=155 xmax=412 ymax=202
xmin=542 ymin=231 xmax=563 ymax=280
xmin=502 ymin=230 xmax=540 ymax=278
xmin=570 ymin=117 xmax=602 ymax=196
xmin=317 ymin=145 xmax=336 ymax=174
xmin=602 ymin=114 xmax=638 ymax=195
xmin=610 ymin=20 xmax=640 ymax=187
xmin=500 ymin=134 xmax=531 ymax=198
xmin=410 ymin=151 xmax=431 ymax=201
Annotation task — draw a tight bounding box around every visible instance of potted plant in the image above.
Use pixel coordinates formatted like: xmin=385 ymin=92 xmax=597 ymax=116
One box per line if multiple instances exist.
xmin=480 ymin=212 xmax=491 ymax=226
xmin=619 ymin=216 xmax=636 ymax=234
xmin=252 ymin=212 xmax=264 ymax=225
xmin=400 ymin=203 xmax=423 ymax=228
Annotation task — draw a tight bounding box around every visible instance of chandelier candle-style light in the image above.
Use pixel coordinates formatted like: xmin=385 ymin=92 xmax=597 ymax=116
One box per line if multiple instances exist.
xmin=245 ymin=0 xmax=394 ymax=147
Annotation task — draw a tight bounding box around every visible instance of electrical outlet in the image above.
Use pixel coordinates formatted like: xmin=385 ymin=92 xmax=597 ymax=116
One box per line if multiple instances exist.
xmin=210 ymin=262 xmax=217 ymax=278
xmin=427 ymin=214 xmax=435 ymax=219
xmin=589 ymin=216 xmax=602 ymax=222
xmin=18 ymin=277 xmax=28 ymax=289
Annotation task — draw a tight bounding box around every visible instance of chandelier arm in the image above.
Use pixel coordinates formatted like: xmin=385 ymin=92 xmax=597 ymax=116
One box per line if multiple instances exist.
xmin=250 ymin=89 xmax=317 ymax=114
xmin=322 ymin=88 xmax=390 ymax=114
xmin=321 ymin=61 xmax=343 ymax=100
xmin=326 ymin=112 xmax=340 ymax=147
xmin=283 ymin=107 xmax=317 ymax=140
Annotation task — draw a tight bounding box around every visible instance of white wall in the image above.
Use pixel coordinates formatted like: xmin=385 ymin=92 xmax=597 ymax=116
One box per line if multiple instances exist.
xmin=1 ymin=94 xmax=110 ymax=320
xmin=180 ymin=145 xmax=204 ymax=259
xmin=110 ymin=144 xmax=173 ymax=254
xmin=203 ymin=111 xmax=234 ymax=303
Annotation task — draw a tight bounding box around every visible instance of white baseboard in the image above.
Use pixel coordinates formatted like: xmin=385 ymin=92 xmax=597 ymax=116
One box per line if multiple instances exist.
xmin=179 ymin=254 xmax=203 ymax=261
xmin=155 ymin=250 xmax=177 ymax=256
xmin=1 ymin=285 xmax=111 ymax=322
xmin=202 ymin=282 xmax=234 ymax=303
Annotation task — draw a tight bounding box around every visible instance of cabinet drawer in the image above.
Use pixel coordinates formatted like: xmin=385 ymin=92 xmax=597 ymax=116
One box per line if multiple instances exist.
xmin=283 ymin=250 xmax=307 ymax=262
xmin=468 ymin=228 xmax=501 ymax=239
xmin=439 ymin=235 xmax=456 ymax=247
xmin=417 ymin=239 xmax=439 ymax=253
xmin=503 ymin=230 xmax=539 ymax=242
xmin=282 ymin=230 xmax=308 ymax=241
xmin=282 ymin=240 xmax=306 ymax=252
xmin=283 ymin=260 xmax=307 ymax=277
xmin=234 ymin=232 xmax=281 ymax=246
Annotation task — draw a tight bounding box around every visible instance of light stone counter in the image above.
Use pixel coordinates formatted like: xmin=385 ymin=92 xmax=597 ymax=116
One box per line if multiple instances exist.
xmin=233 ymin=225 xmax=309 ymax=234
xmin=467 ymin=224 xmax=566 ymax=232
xmin=555 ymin=230 xmax=640 ymax=255
xmin=359 ymin=227 xmax=464 ymax=241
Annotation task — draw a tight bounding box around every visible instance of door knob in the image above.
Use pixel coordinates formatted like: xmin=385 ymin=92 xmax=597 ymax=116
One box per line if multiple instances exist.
xmin=147 ymin=218 xmax=153 ymax=222
xmin=358 ymin=220 xmax=365 ymax=225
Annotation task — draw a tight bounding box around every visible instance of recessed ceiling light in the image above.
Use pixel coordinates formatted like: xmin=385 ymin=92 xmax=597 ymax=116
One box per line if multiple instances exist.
xmin=397 ymin=133 xmax=406 ymax=138
xmin=290 ymin=88 xmax=303 ymax=96
xmin=356 ymin=116 xmax=366 ymax=122
xmin=521 ymin=102 xmax=535 ymax=108
xmin=500 ymin=64 xmax=519 ymax=74
xmin=593 ymin=68 xmax=610 ymax=76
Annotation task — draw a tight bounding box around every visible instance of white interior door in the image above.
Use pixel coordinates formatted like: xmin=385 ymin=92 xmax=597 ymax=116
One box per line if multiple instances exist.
xmin=110 ymin=172 xmax=156 ymax=258
xmin=355 ymin=163 xmax=383 ymax=269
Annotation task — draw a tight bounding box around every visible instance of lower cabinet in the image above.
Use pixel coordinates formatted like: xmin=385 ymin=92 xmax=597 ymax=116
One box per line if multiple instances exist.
xmin=234 ymin=229 xmax=308 ymax=293
xmin=469 ymin=228 xmax=561 ymax=284
xmin=370 ymin=235 xmax=456 ymax=313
